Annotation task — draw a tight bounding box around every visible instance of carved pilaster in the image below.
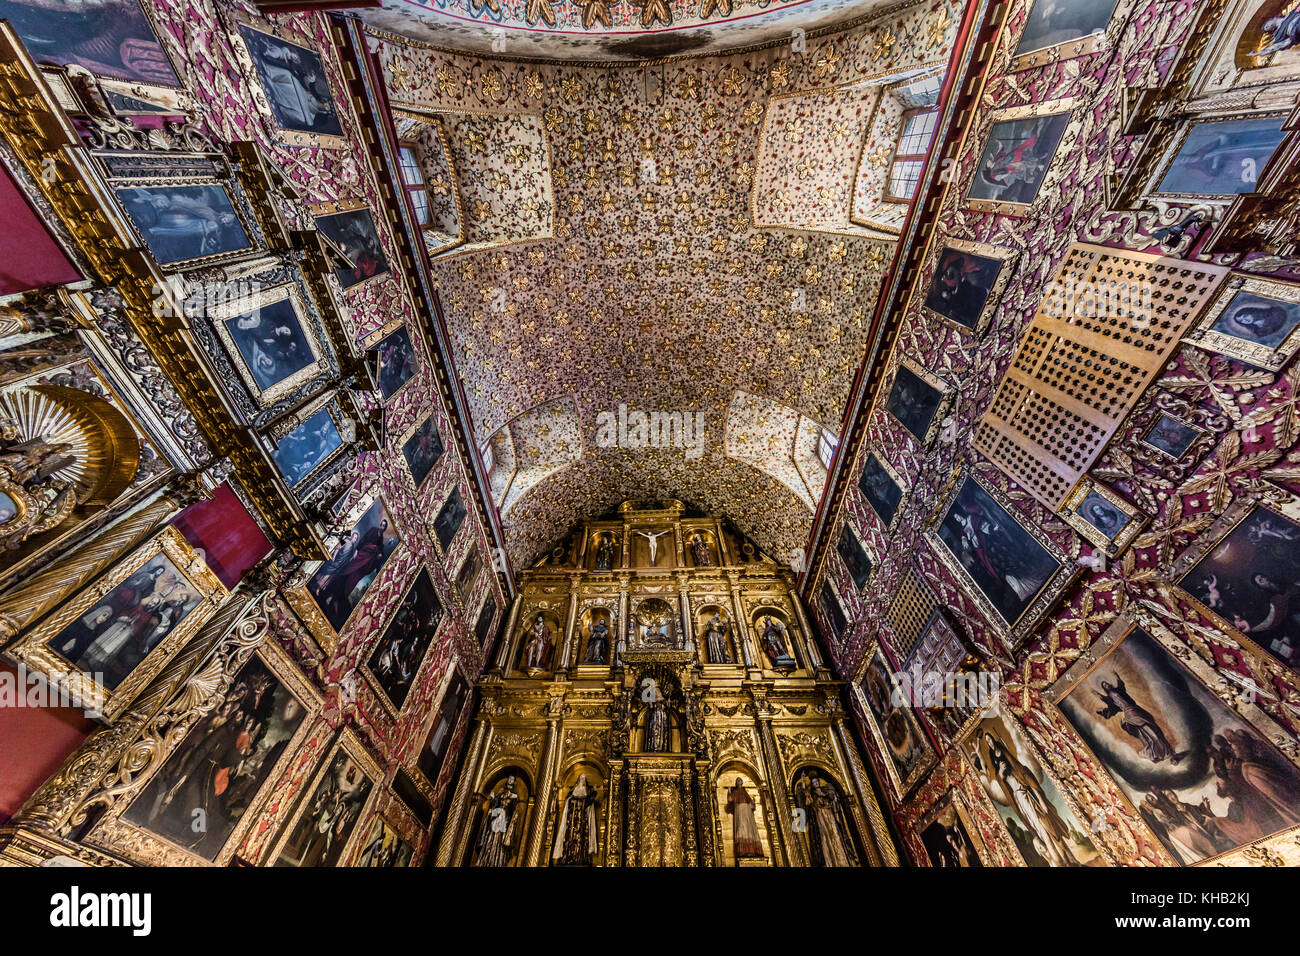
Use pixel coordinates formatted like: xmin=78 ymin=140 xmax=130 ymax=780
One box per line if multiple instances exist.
xmin=523 ymin=697 xmax=564 ymax=866
xmin=437 ymin=715 xmax=493 ymax=866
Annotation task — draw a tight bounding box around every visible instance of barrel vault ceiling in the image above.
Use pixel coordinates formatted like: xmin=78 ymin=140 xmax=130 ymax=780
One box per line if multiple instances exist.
xmin=369 ymin=0 xmax=961 ymax=566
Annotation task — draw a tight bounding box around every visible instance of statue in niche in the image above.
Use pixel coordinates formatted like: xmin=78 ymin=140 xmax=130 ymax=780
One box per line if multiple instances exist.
xmin=593 ymin=535 xmax=616 ymax=571
xmin=582 ymin=616 xmax=609 ymax=665
xmin=690 ymin=532 xmax=714 ymax=566
xmin=704 ymin=613 xmax=731 ymax=664
xmin=523 ymin=614 xmax=552 ymax=671
xmin=643 ymin=618 xmax=672 ymax=648
xmin=795 ymin=771 xmax=855 ymax=867
xmin=552 ymin=773 xmax=599 ymax=865
xmin=727 ymin=779 xmax=764 ymax=859
xmin=636 ymin=529 xmax=672 ymax=565
xmin=473 ymin=776 xmax=522 ymax=867
xmin=641 ymin=677 xmax=670 ymax=753
xmin=759 ymin=615 xmax=796 ymax=668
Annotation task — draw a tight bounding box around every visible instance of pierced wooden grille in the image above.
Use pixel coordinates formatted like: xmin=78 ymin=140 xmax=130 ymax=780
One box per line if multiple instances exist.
xmin=972 ymin=243 xmax=1228 ymax=509
xmin=887 ymin=566 xmax=936 ymax=657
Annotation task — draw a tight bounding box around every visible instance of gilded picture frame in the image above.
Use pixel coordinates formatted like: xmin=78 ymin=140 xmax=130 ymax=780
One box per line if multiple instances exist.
xmin=1005 ymin=0 xmax=1135 ymax=73
xmin=225 ymin=12 xmax=348 ymax=151
xmin=884 ymin=356 xmax=956 ymax=450
xmin=914 ymin=788 xmax=988 ymax=866
xmin=266 ymin=389 xmax=353 ymax=493
xmin=919 ymin=237 xmax=1019 ymax=339
xmin=360 ymin=564 xmax=442 ymax=719
xmin=1137 ymin=108 xmax=1294 ymax=205
xmin=1166 ymin=481 xmax=1300 ymax=673
xmin=1046 ymin=605 xmax=1300 ymax=866
xmin=1183 ymin=272 xmax=1300 ymax=372
xmin=857 ymin=446 xmax=910 ymax=532
xmin=106 ymin=175 xmax=258 ymax=272
xmin=350 ymin=803 xmax=418 ymax=867
xmin=207 ymin=280 xmax=329 ymax=409
xmin=852 ymin=640 xmax=937 ymax=801
xmin=964 ymin=98 xmax=1076 ymax=217
xmin=84 ymin=638 xmax=321 ymax=866
xmin=925 ymin=465 xmax=1080 ymax=652
xmin=410 ymin=660 xmax=472 ymax=796
xmin=8 ymin=525 xmax=227 ymax=723
xmin=313 ymin=198 xmax=392 ymax=294
xmin=263 ymin=728 xmax=384 ymax=867
xmin=1059 ymin=477 xmax=1149 ymax=557
xmin=1188 ymin=0 xmax=1300 ymax=98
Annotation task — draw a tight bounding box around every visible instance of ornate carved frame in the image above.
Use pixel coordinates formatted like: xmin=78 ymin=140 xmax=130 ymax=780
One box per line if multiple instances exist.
xmin=1059 ymin=476 xmax=1150 ymax=557
xmin=312 ymin=198 xmax=394 ymax=295
xmin=1004 ymin=0 xmax=1138 ymax=73
xmin=912 ymin=787 xmax=988 ymax=865
xmin=918 ymin=236 xmax=1020 ymax=339
xmin=1183 ymin=271 xmax=1300 ymax=372
xmin=963 ymin=98 xmax=1078 ymax=217
xmin=265 ymin=387 xmax=356 ymax=495
xmin=851 ymin=641 xmax=937 ymax=801
xmin=360 ymin=562 xmax=443 ymax=719
xmin=885 ymin=355 xmax=957 ymax=450
xmin=857 ymin=444 xmax=910 ymax=533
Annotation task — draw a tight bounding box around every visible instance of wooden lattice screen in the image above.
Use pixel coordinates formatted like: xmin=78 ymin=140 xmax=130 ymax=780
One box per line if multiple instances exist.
xmin=887 ymin=565 xmax=936 ymax=657
xmin=972 ymin=243 xmax=1228 ymax=510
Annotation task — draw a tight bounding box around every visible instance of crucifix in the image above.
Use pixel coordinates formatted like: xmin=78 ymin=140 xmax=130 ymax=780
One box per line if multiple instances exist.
xmin=636 ymin=529 xmax=672 ymax=565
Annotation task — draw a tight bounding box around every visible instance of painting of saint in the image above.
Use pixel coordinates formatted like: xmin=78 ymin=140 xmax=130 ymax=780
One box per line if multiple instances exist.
xmin=0 ymin=492 xmax=19 ymax=526
xmin=924 ymin=247 xmax=1005 ymax=330
xmin=819 ymin=584 xmax=848 ymax=644
xmin=1245 ymin=2 xmax=1300 ymax=61
xmin=315 ymin=209 xmax=389 ymax=289
xmin=934 ymin=475 xmax=1061 ymax=627
xmin=355 ymin=817 xmax=413 ymax=867
xmin=885 ymin=364 xmax=944 ymax=444
xmin=273 ymin=407 xmax=343 ymax=487
xmin=1141 ymin=413 xmax=1201 ymax=459
xmin=402 ymin=416 xmax=443 ymax=487
xmin=123 ymin=656 xmax=305 ymax=861
xmin=238 ymin=25 xmax=343 ymax=137
xmin=366 ymin=569 xmax=441 ymax=711
xmin=1058 ymin=626 xmax=1300 ymax=864
xmin=1208 ymin=290 xmax=1300 ymax=351
xmin=1074 ymin=491 xmax=1132 ymax=542
xmin=1014 ymin=0 xmax=1121 ymax=55
xmin=836 ymin=526 xmax=872 ymax=591
xmin=1156 ymin=117 xmax=1288 ymax=196
xmin=0 ymin=0 xmax=179 ymax=86
xmin=433 ymin=486 xmax=467 ymax=551
xmin=858 ymin=453 xmax=903 ymax=525
xmin=967 ymin=710 xmax=1104 ymax=866
xmin=1179 ymin=506 xmax=1300 ymax=670
xmin=48 ymin=553 xmax=202 ymax=690
xmin=919 ymin=799 xmax=983 ymax=867
xmin=372 ymin=326 xmax=418 ymax=399
xmin=860 ymin=648 xmax=931 ymax=788
xmin=474 ymin=600 xmax=497 ymax=647
xmin=273 ymin=747 xmax=375 ymax=867
xmin=968 ymin=113 xmax=1070 ymax=205
xmin=116 ymin=185 xmax=251 ymax=266
xmin=418 ymin=674 xmax=469 ymax=787
xmin=223 ymin=297 xmax=315 ymax=393
xmin=456 ymin=550 xmax=481 ymax=602
xmin=306 ymin=498 xmax=400 ymax=632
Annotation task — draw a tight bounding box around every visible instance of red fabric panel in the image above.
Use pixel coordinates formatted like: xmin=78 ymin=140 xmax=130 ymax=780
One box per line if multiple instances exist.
xmin=0 ymin=662 xmax=94 ymax=825
xmin=0 ymin=165 xmax=81 ymax=296
xmin=170 ymin=482 xmax=271 ymax=590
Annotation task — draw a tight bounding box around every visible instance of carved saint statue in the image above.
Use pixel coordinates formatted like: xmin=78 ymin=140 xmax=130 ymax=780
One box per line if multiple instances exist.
xmin=690 ymin=532 xmax=714 ymax=566
xmin=760 ymin=615 xmax=795 ymax=667
xmin=704 ymin=613 xmax=731 ymax=664
xmin=643 ymin=618 xmax=671 ymax=647
xmin=523 ymin=614 xmax=551 ymax=671
xmin=552 ymin=773 xmax=599 ymax=865
xmin=726 ymin=778 xmax=764 ymax=859
xmin=593 ymin=535 xmax=616 ymax=571
xmin=582 ymin=617 xmax=609 ymax=665
xmin=796 ymin=772 xmax=855 ymax=867
xmin=641 ymin=677 xmax=670 ymax=753
xmin=473 ymin=775 xmax=521 ymax=867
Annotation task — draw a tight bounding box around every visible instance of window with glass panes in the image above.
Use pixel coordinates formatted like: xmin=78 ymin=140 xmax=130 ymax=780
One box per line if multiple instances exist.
xmin=397 ymin=143 xmax=431 ymax=227
xmin=885 ymin=108 xmax=938 ymax=202
xmin=817 ymin=429 xmax=838 ymax=469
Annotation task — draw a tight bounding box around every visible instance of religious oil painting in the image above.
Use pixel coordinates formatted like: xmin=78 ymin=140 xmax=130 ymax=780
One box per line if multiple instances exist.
xmin=819 ymin=583 xmax=848 ymax=644
xmin=273 ymin=405 xmax=344 ymax=487
xmin=837 ymin=525 xmax=872 ymax=591
xmin=474 ymin=599 xmax=498 ymax=648
xmin=885 ymin=361 xmax=950 ymax=446
xmin=1178 ymin=503 xmax=1300 ymax=670
xmin=315 ymin=208 xmax=389 ymax=289
xmin=1140 ymin=413 xmax=1203 ymax=460
xmin=857 ymin=646 xmax=933 ymax=797
xmin=1014 ymin=0 xmax=1122 ymax=57
xmin=933 ymin=474 xmax=1063 ymax=630
xmin=365 ymin=568 xmax=442 ymax=713
xmin=965 ymin=709 xmax=1105 ymax=866
xmin=433 ymin=486 xmax=467 ymax=552
xmin=1187 ymin=274 xmax=1300 ymax=372
xmin=237 ymin=23 xmax=344 ymax=139
xmin=923 ymin=244 xmax=1010 ymax=333
xmin=918 ymin=793 xmax=985 ymax=867
xmin=417 ymin=672 xmax=470 ymax=789
xmin=115 ymin=184 xmax=252 ymax=267
xmin=1060 ymin=478 xmax=1147 ymax=556
xmin=355 ymin=816 xmax=413 ymax=867
xmin=1055 ymin=624 xmax=1300 ymax=864
xmin=859 ymin=452 xmax=904 ymax=527
xmin=271 ymin=737 xmax=378 ymax=867
xmin=372 ymin=325 xmax=418 ymax=399
xmin=306 ymin=497 xmax=400 ymax=632
xmin=402 ymin=415 xmax=443 ymax=488
xmin=1154 ymin=116 xmax=1288 ymax=197
xmin=967 ymin=113 xmax=1071 ymax=207
xmin=0 ymin=0 xmax=180 ymax=87
xmin=218 ymin=292 xmax=321 ymax=403
xmin=122 ymin=653 xmax=308 ymax=863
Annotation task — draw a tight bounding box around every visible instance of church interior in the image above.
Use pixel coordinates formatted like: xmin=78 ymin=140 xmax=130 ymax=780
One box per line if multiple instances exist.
xmin=0 ymin=0 xmax=1298 ymax=874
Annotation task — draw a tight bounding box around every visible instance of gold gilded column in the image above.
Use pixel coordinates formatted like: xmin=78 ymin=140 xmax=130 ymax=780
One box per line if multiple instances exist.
xmin=830 ymin=700 xmax=898 ymax=866
xmin=491 ymin=594 xmax=524 ymax=674
xmin=557 ymin=574 xmax=581 ymax=672
xmin=755 ymin=712 xmax=807 ymax=866
xmin=438 ymin=714 xmax=493 ymax=866
xmin=523 ymin=695 xmax=564 ymax=866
